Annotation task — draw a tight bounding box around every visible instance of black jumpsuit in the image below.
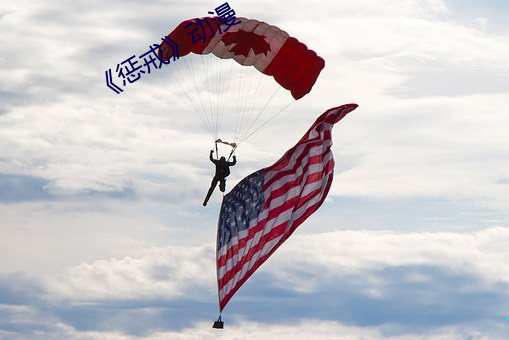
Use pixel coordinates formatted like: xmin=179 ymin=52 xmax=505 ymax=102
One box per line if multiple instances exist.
xmin=203 ymin=151 xmax=236 ymax=206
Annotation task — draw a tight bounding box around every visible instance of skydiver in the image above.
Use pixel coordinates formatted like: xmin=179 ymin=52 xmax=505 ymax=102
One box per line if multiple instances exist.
xmin=203 ymin=149 xmax=236 ymax=206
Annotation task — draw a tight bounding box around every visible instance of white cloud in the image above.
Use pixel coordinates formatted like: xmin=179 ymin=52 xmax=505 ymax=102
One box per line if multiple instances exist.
xmin=330 ymin=93 xmax=509 ymax=210
xmin=0 ymin=200 xmax=217 ymax=274
xmin=266 ymin=227 xmax=509 ymax=292
xmin=144 ymin=320 xmax=502 ymax=340
xmin=37 ymin=227 xmax=509 ymax=315
xmin=44 ymin=244 xmax=216 ymax=302
xmin=1 ymin=225 xmax=508 ymax=338
xmin=18 ymin=319 xmax=504 ymax=340
xmin=1 ymin=0 xmax=508 ymax=210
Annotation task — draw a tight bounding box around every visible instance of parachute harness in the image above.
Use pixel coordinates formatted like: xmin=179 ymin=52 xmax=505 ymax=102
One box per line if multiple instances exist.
xmin=214 ymin=138 xmax=237 ymax=161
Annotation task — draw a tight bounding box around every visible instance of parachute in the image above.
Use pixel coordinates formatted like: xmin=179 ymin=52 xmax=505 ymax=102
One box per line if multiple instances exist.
xmin=157 ymin=17 xmax=331 ymax=327
xmin=158 ymin=17 xmax=325 ymax=147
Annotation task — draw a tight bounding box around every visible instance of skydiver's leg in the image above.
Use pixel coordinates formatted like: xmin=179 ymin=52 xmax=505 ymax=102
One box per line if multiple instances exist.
xmin=219 ymin=178 xmax=226 ymax=192
xmin=203 ymin=178 xmax=219 ymax=206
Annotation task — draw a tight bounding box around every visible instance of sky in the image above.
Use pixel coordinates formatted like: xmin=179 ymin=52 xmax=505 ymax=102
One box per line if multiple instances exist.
xmin=1 ymin=0 xmax=508 ymax=339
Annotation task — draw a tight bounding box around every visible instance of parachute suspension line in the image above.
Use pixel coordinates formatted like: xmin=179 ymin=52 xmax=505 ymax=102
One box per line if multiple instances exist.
xmin=168 ymin=58 xmax=213 ymax=139
xmin=227 ymin=144 xmax=237 ymax=161
xmin=206 ymin=54 xmax=222 ymax=141
xmin=215 ymin=140 xmax=219 ymax=160
xmin=201 ymin=53 xmax=216 ymax=140
xmin=231 ymin=64 xmax=274 ymax=145
xmin=183 ymin=56 xmax=217 ymax=141
xmin=238 ymin=65 xmax=255 ymax=137
xmin=237 ymin=68 xmax=302 ymax=142
xmin=211 ymin=55 xmax=220 ymax=140
xmin=163 ymin=59 xmax=215 ymax=141
xmin=234 ymin=63 xmax=245 ymax=143
xmin=247 ymin=71 xmax=271 ymax=116
xmin=240 ymin=99 xmax=295 ymax=144
xmin=236 ymin=65 xmax=261 ymax=143
xmin=238 ymin=80 xmax=288 ymax=144
xmin=182 ymin=56 xmax=216 ymax=142
xmin=208 ymin=55 xmax=220 ymax=141
xmin=219 ymin=58 xmax=230 ymax=140
xmin=214 ymin=57 xmax=234 ymax=142
xmin=242 ymin=83 xmax=282 ymax=136
xmin=221 ymin=60 xmax=235 ymax=140
xmin=236 ymin=72 xmax=273 ymax=143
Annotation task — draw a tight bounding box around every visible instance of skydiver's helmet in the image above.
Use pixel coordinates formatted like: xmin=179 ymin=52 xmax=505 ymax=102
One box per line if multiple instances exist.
xmin=220 ymin=157 xmax=226 ymax=162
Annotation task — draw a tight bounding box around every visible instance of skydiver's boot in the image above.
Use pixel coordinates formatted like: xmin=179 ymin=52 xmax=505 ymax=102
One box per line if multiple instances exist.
xmin=203 ymin=189 xmax=212 ymax=206
xmin=203 ymin=181 xmax=217 ymax=206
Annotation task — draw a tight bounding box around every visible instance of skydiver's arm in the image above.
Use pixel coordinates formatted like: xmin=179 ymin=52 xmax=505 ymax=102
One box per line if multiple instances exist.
xmin=210 ymin=150 xmax=215 ymax=162
xmin=229 ymin=156 xmax=237 ymax=166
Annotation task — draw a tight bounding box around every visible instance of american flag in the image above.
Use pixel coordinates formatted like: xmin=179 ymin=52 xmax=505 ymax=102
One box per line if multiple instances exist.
xmin=216 ymin=104 xmax=358 ymax=311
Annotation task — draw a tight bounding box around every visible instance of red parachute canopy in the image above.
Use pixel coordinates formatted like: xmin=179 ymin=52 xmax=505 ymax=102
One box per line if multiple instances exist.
xmin=159 ymin=17 xmax=325 ymax=100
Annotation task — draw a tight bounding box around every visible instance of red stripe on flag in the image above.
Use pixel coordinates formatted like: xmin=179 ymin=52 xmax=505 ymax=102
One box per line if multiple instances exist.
xmin=217 ymin=167 xmax=334 ymax=287
xmin=218 ymin=196 xmax=331 ymax=310
xmin=264 ymin=142 xmax=331 ymax=187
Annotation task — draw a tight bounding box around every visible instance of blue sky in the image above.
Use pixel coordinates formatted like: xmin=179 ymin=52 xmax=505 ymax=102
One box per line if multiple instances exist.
xmin=1 ymin=0 xmax=509 ymax=339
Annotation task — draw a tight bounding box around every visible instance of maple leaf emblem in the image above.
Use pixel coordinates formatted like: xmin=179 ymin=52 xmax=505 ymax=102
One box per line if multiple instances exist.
xmin=222 ymin=30 xmax=271 ymax=57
